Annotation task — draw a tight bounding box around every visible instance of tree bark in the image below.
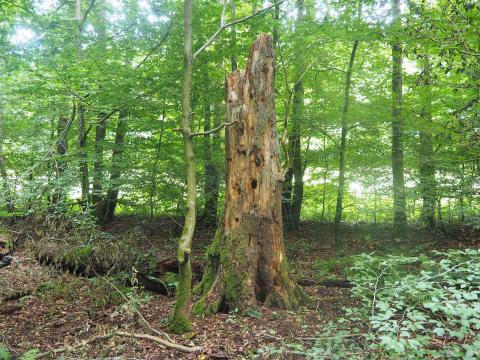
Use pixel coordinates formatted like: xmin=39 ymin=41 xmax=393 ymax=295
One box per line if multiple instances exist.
xmin=272 ymin=2 xmax=280 ymax=48
xmin=76 ymin=0 xmax=89 ymax=210
xmin=418 ymin=56 xmax=436 ymax=228
xmin=77 ymin=104 xmax=90 ymax=209
xmin=92 ymin=113 xmax=107 ymax=219
xmin=168 ymin=0 xmax=195 ymax=334
xmin=100 ymin=109 xmax=127 ymax=224
xmin=194 ymin=35 xmax=309 ymax=315
xmin=92 ymin=4 xmax=108 ymax=219
xmin=334 ymin=40 xmax=359 ymax=248
xmin=230 ymin=0 xmax=238 ymax=71
xmin=283 ymin=0 xmax=305 ymax=230
xmin=391 ymin=0 xmax=407 ymax=239
xmin=52 ymin=115 xmax=69 ymax=206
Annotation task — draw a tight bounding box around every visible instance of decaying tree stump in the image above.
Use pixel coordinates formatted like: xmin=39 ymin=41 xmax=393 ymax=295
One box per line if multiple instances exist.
xmin=194 ymin=34 xmax=309 ymax=314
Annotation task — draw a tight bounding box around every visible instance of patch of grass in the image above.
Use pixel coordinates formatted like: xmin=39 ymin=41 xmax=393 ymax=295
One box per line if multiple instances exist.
xmin=312 ymin=256 xmax=355 ymax=278
xmin=37 ymin=278 xmax=85 ymax=301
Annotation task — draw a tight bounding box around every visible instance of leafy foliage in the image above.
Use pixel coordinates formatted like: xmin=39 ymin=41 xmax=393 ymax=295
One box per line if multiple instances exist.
xmin=259 ymin=249 xmax=480 ymax=359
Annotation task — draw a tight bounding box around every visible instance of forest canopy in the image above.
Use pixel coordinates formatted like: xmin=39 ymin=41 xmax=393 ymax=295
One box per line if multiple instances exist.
xmin=0 ymin=0 xmax=477 ymax=227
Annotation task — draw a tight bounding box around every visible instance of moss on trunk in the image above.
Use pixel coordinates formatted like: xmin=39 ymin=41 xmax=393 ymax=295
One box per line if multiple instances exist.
xmin=194 ymin=34 xmax=310 ymax=316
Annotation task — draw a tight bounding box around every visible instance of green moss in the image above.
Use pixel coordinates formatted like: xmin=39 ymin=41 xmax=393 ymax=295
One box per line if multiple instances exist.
xmin=60 ymin=244 xmax=93 ymax=273
xmin=221 ymin=226 xmax=251 ymax=303
xmin=168 ymin=255 xmax=192 ymax=334
xmin=166 ymin=314 xmax=192 ymax=334
xmin=192 ymin=298 xmax=206 ymax=315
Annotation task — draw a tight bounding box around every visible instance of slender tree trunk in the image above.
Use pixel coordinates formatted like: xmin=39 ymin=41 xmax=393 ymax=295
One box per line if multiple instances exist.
xmin=100 ymin=109 xmax=127 ymax=224
xmin=418 ymin=56 xmax=436 ymax=228
xmin=437 ymin=197 xmax=443 ymax=225
xmin=76 ymin=0 xmax=89 ymax=209
xmin=273 ymin=2 xmax=280 ymax=48
xmin=92 ymin=113 xmax=107 ymax=218
xmin=169 ymin=0 xmax=195 ymax=334
xmin=77 ymin=104 xmax=89 ymax=209
xmin=334 ymin=40 xmax=359 ymax=249
xmin=447 ymin=199 xmax=451 ymax=224
xmin=91 ymin=4 xmax=108 ymax=219
xmin=459 ymin=163 xmax=465 ymax=222
xmin=52 ymin=115 xmax=69 ymax=206
xmin=285 ymin=0 xmax=305 ymax=230
xmin=149 ymin=102 xmax=167 ymax=219
xmin=194 ymin=35 xmax=309 ymax=315
xmin=0 ymin=96 xmax=14 ymax=213
xmin=202 ymin=66 xmax=219 ymax=224
xmin=391 ymin=0 xmax=407 ymax=239
xmin=320 ymin=135 xmax=327 ymax=224
xmin=230 ymin=0 xmax=237 ymax=71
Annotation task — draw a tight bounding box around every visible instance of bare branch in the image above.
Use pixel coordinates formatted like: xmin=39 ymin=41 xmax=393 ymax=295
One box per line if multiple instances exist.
xmin=190 ymin=120 xmax=237 ymax=137
xmin=114 ymin=331 xmax=202 ymax=353
xmin=193 ymin=0 xmax=285 ymax=60
xmin=134 ymin=22 xmax=172 ymax=70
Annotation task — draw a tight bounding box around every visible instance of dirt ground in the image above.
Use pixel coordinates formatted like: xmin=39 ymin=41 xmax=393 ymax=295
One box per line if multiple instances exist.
xmin=1 ymin=217 xmax=478 ymax=359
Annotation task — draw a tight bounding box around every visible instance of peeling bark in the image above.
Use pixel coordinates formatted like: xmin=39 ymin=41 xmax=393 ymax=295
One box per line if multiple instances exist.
xmin=194 ymin=35 xmax=309 ymax=315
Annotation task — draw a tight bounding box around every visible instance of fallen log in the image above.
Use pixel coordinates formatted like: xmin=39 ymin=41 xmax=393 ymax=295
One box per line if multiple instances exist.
xmin=298 ymin=278 xmax=352 ymax=288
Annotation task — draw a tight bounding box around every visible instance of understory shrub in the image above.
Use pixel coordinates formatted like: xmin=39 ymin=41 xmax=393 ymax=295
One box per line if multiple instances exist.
xmin=258 ymin=249 xmax=480 ymax=359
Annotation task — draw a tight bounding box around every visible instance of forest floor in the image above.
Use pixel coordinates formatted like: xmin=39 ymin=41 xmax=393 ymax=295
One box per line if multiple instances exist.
xmin=0 ymin=217 xmax=478 ymax=359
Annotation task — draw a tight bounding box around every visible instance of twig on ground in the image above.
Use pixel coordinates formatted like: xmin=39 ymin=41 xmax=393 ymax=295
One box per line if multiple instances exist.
xmin=114 ymin=331 xmax=202 ymax=352
xmin=35 ymin=330 xmax=202 ymax=359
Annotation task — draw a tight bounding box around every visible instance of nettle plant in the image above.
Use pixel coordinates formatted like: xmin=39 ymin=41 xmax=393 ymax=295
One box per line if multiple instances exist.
xmin=345 ymin=249 xmax=480 ymax=359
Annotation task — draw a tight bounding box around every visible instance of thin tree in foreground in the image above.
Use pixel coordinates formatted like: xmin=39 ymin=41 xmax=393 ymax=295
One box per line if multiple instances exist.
xmin=169 ymin=0 xmax=285 ymax=333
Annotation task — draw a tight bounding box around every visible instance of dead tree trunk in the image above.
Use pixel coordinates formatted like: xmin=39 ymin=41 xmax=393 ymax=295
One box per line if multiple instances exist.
xmin=194 ymin=35 xmax=309 ymax=315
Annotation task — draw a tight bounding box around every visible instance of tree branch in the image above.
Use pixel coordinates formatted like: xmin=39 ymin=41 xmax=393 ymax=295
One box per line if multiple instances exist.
xmin=190 ymin=120 xmax=237 ymax=137
xmin=134 ymin=23 xmax=172 ymax=70
xmin=114 ymin=331 xmax=202 ymax=353
xmin=34 ymin=331 xmax=201 ymax=358
xmin=79 ymin=0 xmax=96 ymax=33
xmin=193 ymin=0 xmax=285 ymax=60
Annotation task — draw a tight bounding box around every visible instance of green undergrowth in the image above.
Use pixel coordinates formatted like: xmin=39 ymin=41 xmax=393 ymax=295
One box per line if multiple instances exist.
xmin=0 ymin=344 xmax=38 ymax=360
xmin=258 ymin=248 xmax=480 ymax=359
xmin=24 ymin=213 xmax=161 ymax=277
xmin=37 ymin=272 xmax=151 ymax=311
xmin=312 ymin=256 xmax=356 ymax=278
